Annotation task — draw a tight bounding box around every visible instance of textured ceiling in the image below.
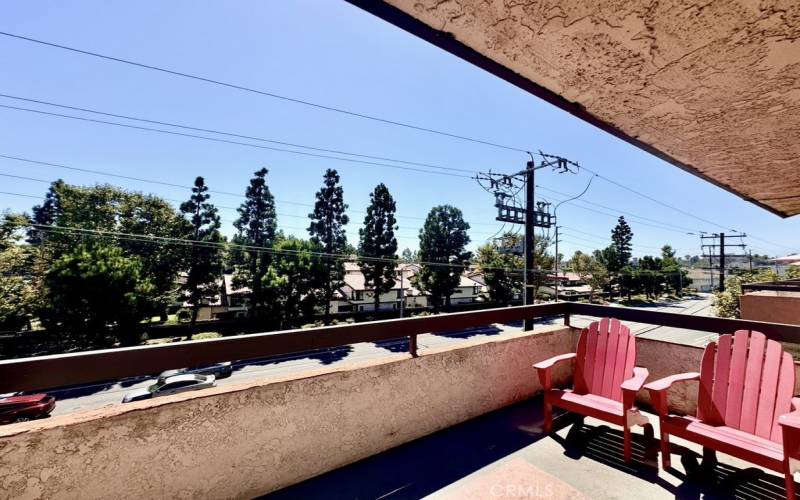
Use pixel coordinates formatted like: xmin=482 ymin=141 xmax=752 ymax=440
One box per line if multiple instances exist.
xmin=350 ymin=0 xmax=800 ymax=217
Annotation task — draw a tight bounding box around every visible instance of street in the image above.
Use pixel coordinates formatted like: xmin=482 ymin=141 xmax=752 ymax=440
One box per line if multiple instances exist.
xmin=41 ymin=294 xmax=714 ymax=418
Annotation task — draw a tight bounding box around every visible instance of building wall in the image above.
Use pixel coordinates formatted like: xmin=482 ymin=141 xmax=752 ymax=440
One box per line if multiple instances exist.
xmin=741 ymin=291 xmax=800 ymax=325
xmin=0 ymin=326 xmax=576 ymax=499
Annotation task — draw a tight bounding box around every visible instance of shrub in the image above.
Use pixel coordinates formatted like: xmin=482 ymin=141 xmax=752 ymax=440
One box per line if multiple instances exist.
xmin=176 ymin=308 xmax=192 ymax=322
xmin=192 ymin=331 xmax=222 ymax=340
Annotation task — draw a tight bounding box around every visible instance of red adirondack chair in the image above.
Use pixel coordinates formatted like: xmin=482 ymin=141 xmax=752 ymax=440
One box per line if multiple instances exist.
xmin=533 ymin=318 xmax=650 ymax=462
xmin=645 ymin=330 xmax=800 ymax=499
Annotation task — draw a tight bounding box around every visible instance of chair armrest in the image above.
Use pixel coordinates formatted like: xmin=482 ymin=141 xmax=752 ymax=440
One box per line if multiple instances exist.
xmin=533 ymin=353 xmax=576 ymax=391
xmin=621 ymin=367 xmax=649 ymax=410
xmin=779 ymin=410 xmax=800 ymax=430
xmin=643 ymin=372 xmax=700 ymax=416
xmin=779 ymin=402 xmax=800 ymax=459
xmin=533 ymin=353 xmax=576 ymax=371
xmin=621 ymin=367 xmax=649 ymax=393
xmin=643 ymin=372 xmax=700 ymax=392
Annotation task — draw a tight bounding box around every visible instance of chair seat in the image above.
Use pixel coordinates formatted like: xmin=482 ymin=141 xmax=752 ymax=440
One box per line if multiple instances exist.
xmin=662 ymin=414 xmax=784 ymax=471
xmin=546 ymin=389 xmax=626 ymax=425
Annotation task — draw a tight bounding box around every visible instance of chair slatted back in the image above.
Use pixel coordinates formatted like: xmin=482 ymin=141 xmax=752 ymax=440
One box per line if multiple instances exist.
xmin=697 ymin=330 xmax=795 ymax=443
xmin=574 ymin=318 xmax=636 ymax=402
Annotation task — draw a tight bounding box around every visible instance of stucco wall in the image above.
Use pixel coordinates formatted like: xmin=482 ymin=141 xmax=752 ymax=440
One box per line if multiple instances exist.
xmin=0 ymin=326 xmax=575 ymax=500
xmin=633 ymin=336 xmax=800 ymax=416
xmin=366 ymin=0 xmax=800 ymax=216
xmin=741 ymin=291 xmax=800 ymax=325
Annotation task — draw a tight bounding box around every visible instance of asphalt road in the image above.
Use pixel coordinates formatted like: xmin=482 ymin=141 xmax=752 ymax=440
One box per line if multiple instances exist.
xmin=39 ymin=294 xmax=713 ymax=418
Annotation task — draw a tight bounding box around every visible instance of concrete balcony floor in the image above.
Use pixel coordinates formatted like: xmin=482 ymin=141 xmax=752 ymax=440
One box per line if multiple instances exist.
xmin=265 ymin=396 xmax=791 ymax=499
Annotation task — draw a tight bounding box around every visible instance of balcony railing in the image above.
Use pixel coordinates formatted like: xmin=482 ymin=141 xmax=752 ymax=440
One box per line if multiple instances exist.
xmin=4 ymin=301 xmax=800 ymax=394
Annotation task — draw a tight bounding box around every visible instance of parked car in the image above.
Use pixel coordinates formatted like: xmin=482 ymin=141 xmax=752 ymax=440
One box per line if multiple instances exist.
xmin=0 ymin=394 xmax=56 ymax=424
xmin=157 ymin=362 xmax=233 ymax=384
xmin=122 ymin=374 xmax=216 ymax=403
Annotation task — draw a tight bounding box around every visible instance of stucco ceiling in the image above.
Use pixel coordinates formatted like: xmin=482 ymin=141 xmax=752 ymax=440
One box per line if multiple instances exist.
xmin=349 ymin=0 xmax=800 ymax=217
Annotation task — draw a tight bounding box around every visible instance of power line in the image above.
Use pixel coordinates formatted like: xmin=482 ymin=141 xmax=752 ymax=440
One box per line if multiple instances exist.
xmin=538 ymin=184 xmax=700 ymax=234
xmin=0 ymin=182 xmax=497 ymax=238
xmin=0 ymin=31 xmax=786 ymax=246
xmin=0 ymin=104 xmax=472 ymax=179
xmin=0 ymin=31 xmax=527 ymax=154
xmin=0 ymin=93 xmax=474 ymax=175
xmin=17 ymin=221 xmax=551 ymax=274
xmin=577 ymin=165 xmax=738 ymax=233
xmin=0 ymin=154 xmax=499 ymax=226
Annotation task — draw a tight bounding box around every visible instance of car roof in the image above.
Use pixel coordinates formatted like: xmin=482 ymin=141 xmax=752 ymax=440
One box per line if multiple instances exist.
xmin=162 ymin=374 xmax=206 ymax=384
xmin=0 ymin=394 xmax=48 ymax=405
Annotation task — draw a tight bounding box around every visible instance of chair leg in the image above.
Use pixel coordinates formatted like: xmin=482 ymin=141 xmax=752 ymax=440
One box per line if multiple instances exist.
xmin=786 ymin=469 xmax=795 ymax=500
xmin=623 ymin=425 xmax=632 ymax=463
xmin=660 ymin=431 xmax=671 ymax=470
xmin=702 ymin=447 xmax=718 ymax=468
xmin=543 ymin=401 xmax=553 ymax=434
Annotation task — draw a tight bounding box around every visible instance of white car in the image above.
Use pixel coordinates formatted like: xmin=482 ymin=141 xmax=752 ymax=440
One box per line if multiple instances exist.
xmin=122 ymin=374 xmax=216 ymax=403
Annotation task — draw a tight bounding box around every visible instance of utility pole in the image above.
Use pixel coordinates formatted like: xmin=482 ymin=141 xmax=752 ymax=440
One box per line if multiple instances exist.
xmin=399 ymin=268 xmax=405 ymax=318
xmin=700 ymin=233 xmax=748 ymax=292
xmin=474 ymin=153 xmax=578 ymax=331
xmin=524 ymin=161 xmax=535 ymax=331
xmin=719 ymin=233 xmax=725 ymax=292
xmin=553 ymin=225 xmax=560 ymax=302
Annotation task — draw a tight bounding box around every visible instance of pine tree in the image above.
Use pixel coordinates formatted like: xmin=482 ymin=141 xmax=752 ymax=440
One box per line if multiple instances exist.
xmin=308 ymin=169 xmax=349 ymax=322
xmin=611 ymin=216 xmax=633 ymax=269
xmin=28 ymin=180 xmax=64 ymax=246
xmin=416 ymin=205 xmax=471 ymax=312
xmin=358 ymin=183 xmax=398 ymax=313
xmin=180 ymin=176 xmax=224 ymax=326
xmin=234 ymin=168 xmax=277 ymax=317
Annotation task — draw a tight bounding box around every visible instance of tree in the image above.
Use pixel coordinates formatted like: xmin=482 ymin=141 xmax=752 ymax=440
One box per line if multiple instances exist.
xmin=611 ymin=216 xmax=633 ymax=269
xmin=29 ymin=181 xmax=187 ymax=329
xmin=660 ymin=244 xmax=690 ymax=295
xmin=233 ymin=168 xmax=277 ymax=318
xmin=569 ymin=251 xmax=608 ymax=302
xmin=358 ymin=183 xmax=398 ymax=313
xmin=179 ymin=177 xmax=224 ymax=326
xmin=0 ymin=213 xmax=36 ymax=331
xmin=400 ymin=248 xmax=418 ymax=263
xmin=28 ymin=180 xmax=63 ymax=246
xmin=308 ymin=169 xmax=349 ymax=323
xmin=594 ymin=246 xmax=619 ymax=297
xmin=261 ymin=237 xmax=324 ymax=328
xmin=714 ymin=269 xmax=779 ymax=318
xmin=41 ymin=242 xmax=154 ymax=345
xmin=639 ymin=255 xmax=665 ymax=298
xmin=530 ymin=235 xmax=555 ymax=299
xmin=416 ymin=205 xmax=471 ymax=311
xmin=476 ymin=233 xmax=522 ymax=305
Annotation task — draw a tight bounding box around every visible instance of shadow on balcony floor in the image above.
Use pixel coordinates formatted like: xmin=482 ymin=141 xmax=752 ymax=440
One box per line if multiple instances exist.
xmin=262 ymin=398 xmax=553 ymax=500
xmin=262 ymin=397 xmax=793 ymax=500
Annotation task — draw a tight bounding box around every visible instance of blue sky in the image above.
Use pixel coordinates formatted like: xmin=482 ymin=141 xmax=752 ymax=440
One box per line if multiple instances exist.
xmin=1 ymin=1 xmax=798 ymax=259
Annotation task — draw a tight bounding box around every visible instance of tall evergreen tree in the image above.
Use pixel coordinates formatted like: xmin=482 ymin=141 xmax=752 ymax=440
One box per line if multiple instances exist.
xmin=180 ymin=176 xmax=224 ymax=326
xmin=358 ymin=183 xmax=398 ymax=313
xmin=611 ymin=216 xmax=633 ymax=269
xmin=261 ymin=236 xmax=325 ymax=329
xmin=308 ymin=169 xmax=349 ymax=322
xmin=234 ymin=168 xmax=277 ymax=317
xmin=416 ymin=205 xmax=471 ymax=312
xmin=28 ymin=180 xmax=64 ymax=246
